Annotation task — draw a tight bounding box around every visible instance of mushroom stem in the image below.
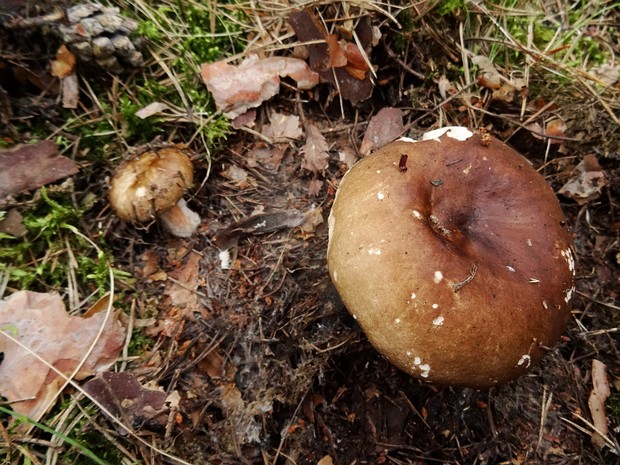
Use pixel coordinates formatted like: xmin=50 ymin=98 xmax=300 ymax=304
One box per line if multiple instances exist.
xmin=159 ymin=198 xmax=201 ymax=237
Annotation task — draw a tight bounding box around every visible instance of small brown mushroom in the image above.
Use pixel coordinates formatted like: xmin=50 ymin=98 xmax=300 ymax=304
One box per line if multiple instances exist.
xmin=327 ymin=127 xmax=575 ymax=388
xmin=109 ymin=145 xmax=200 ymax=237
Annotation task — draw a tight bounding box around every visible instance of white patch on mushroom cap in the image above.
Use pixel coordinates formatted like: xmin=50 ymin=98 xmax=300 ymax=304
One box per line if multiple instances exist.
xmin=134 ymin=186 xmax=147 ymax=198
xmin=433 ymin=271 xmax=444 ymax=284
xmin=410 ymin=293 xmax=417 ymax=299
xmin=412 ymin=210 xmax=424 ymax=220
xmin=413 ymin=356 xmax=421 ymax=365
xmin=367 ymin=248 xmax=382 ymax=255
xmin=565 ymin=287 xmax=574 ymax=303
xmin=422 ymin=126 xmax=474 ymax=142
xmin=432 ymin=315 xmax=445 ymax=326
xmin=377 ymin=192 xmax=385 ymax=200
xmin=506 ymin=265 xmax=516 ymax=272
xmin=431 ymin=303 xmax=439 ymax=309
xmin=527 ymin=238 xmax=533 ymax=247
xmin=419 ymin=364 xmax=431 ymax=377
xmin=517 ymin=354 xmax=531 ymax=368
xmin=398 ymin=137 xmax=417 ymax=143
xmin=561 ymin=248 xmax=576 ymax=274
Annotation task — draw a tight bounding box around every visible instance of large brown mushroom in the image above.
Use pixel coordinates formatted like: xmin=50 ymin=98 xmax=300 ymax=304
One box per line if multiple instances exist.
xmin=109 ymin=145 xmax=200 ymax=237
xmin=327 ymin=127 xmax=575 ymax=388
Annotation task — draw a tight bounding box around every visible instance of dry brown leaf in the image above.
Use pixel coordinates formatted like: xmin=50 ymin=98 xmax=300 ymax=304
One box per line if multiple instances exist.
xmin=200 ymin=55 xmax=319 ymax=119
xmin=288 ymin=9 xmax=374 ymax=104
xmin=0 ymin=141 xmax=79 ymax=201
xmin=558 ymin=155 xmax=606 ymax=205
xmin=472 ymin=55 xmax=501 ymax=90
xmin=50 ymin=44 xmax=76 ymax=79
xmin=299 ymin=206 xmax=324 ymax=234
xmin=261 ymin=112 xmax=302 ymax=142
xmin=359 ymin=107 xmax=404 ymax=156
xmin=307 ymin=177 xmax=323 ymax=197
xmin=301 ymin=123 xmax=329 ymax=173
xmin=317 ymin=455 xmax=334 ymax=465
xmin=163 ymin=250 xmax=204 ymax=333
xmin=588 ymin=359 xmax=611 ymax=449
xmin=0 ymin=291 xmax=125 ymax=423
xmin=61 ymin=73 xmax=79 ymax=109
xmin=246 ymin=145 xmax=287 ymax=172
xmin=83 ymin=371 xmax=168 ymax=432
xmin=135 ymin=101 xmax=172 ymax=119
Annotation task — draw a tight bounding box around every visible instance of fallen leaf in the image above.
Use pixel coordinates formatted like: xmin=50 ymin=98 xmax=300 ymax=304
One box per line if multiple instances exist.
xmin=163 ymin=250 xmax=204 ymax=326
xmin=246 ymin=145 xmax=287 ymax=172
xmin=307 ymin=177 xmax=323 ymax=197
xmin=588 ymin=359 xmax=611 ymax=449
xmin=0 ymin=208 xmax=26 ymax=237
xmin=288 ymin=9 xmax=374 ymax=104
xmin=359 ymin=107 xmax=404 ymax=155
xmin=472 ymin=55 xmax=501 ymax=90
xmin=50 ymin=44 xmax=76 ymax=79
xmin=0 ymin=291 xmax=125 ymax=423
xmin=135 ymin=101 xmax=172 ymax=119
xmin=83 ymin=371 xmax=168 ymax=432
xmin=0 ymin=141 xmax=79 ymax=201
xmin=301 ymin=123 xmax=329 ymax=173
xmin=299 ymin=206 xmax=324 ymax=234
xmin=200 ymin=55 xmax=319 ymax=118
xmin=61 ymin=73 xmax=79 ymax=109
xmin=317 ymin=455 xmax=334 ymax=465
xmin=558 ymin=155 xmax=606 ymax=205
xmin=261 ymin=112 xmax=302 ymax=142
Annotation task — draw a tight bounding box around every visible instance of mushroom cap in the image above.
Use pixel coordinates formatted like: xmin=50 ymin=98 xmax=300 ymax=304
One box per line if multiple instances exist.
xmin=109 ymin=146 xmax=194 ymax=223
xmin=327 ymin=127 xmax=575 ymax=388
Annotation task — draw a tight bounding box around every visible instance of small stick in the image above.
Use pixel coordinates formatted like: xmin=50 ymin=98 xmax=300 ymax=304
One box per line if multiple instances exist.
xmin=453 ymin=263 xmax=478 ymax=292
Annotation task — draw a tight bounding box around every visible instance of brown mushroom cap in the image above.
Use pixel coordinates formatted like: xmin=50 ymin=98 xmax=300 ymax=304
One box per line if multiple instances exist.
xmin=327 ymin=127 xmax=575 ymax=388
xmin=109 ymin=146 xmax=194 ymax=223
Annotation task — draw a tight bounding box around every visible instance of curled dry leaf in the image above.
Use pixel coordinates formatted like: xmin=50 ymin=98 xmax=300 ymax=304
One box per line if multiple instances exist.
xmin=0 ymin=291 xmax=125 ymax=423
xmin=472 ymin=55 xmax=501 ymax=90
xmin=301 ymin=123 xmax=329 ymax=173
xmin=558 ymin=155 xmax=606 ymax=205
xmin=201 ymin=55 xmax=319 ymax=119
xmin=588 ymin=359 xmax=611 ymax=449
xmin=288 ymin=9 xmax=374 ymax=104
xmin=261 ymin=112 xmax=303 ymax=142
xmin=50 ymin=44 xmax=76 ymax=79
xmin=359 ymin=107 xmax=404 ymax=156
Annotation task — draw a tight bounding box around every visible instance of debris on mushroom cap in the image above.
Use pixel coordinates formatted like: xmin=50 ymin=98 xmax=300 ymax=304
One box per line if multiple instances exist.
xmin=109 ymin=145 xmax=198 ymax=234
xmin=327 ymin=127 xmax=575 ymax=388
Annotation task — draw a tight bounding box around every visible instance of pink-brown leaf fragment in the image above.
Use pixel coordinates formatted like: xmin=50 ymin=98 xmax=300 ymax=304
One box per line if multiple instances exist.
xmin=359 ymin=107 xmax=404 ymax=155
xmin=0 ymin=291 xmax=125 ymax=423
xmin=0 ymin=141 xmax=78 ymax=200
xmin=301 ymin=123 xmax=329 ymax=173
xmin=558 ymin=155 xmax=606 ymax=205
xmin=261 ymin=112 xmax=303 ymax=142
xmin=200 ymin=55 xmax=319 ymax=119
xmin=83 ymin=371 xmax=168 ymax=431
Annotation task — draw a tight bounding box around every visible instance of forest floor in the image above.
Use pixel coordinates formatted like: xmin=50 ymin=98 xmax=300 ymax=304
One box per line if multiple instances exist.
xmin=0 ymin=1 xmax=619 ymax=464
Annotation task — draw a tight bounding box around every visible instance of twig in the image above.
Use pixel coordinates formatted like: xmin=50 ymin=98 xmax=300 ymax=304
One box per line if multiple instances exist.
xmin=453 ymin=264 xmax=478 ymax=293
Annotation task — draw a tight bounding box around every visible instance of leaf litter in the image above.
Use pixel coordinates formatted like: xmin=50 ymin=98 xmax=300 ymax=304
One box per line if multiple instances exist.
xmin=0 ymin=291 xmax=125 ymax=423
